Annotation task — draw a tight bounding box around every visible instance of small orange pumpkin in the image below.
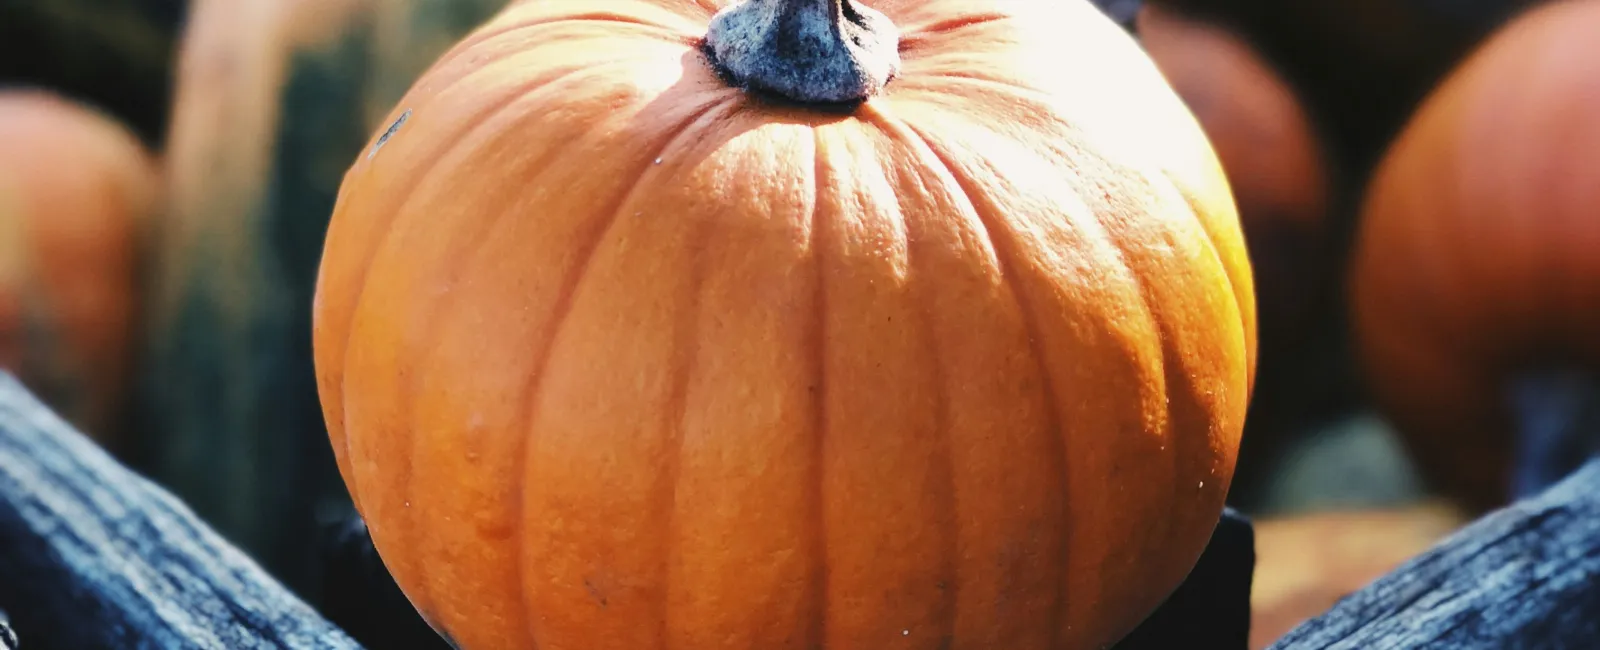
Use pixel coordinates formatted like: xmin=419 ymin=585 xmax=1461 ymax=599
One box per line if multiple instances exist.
xmin=0 ymin=89 xmax=156 ymax=445
xmin=314 ymin=1 xmax=1257 ymax=648
xmin=1351 ymin=0 xmax=1600 ymax=512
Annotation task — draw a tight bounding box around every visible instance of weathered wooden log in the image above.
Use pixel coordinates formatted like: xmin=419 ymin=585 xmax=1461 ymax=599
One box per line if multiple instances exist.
xmin=1271 ymin=455 xmax=1600 ymax=648
xmin=0 ymin=373 xmax=358 ymax=650
xmin=1251 ymin=502 xmax=1467 ymax=648
xmin=139 ymin=0 xmax=512 ymax=596
xmin=0 ymin=610 xmax=16 ymax=650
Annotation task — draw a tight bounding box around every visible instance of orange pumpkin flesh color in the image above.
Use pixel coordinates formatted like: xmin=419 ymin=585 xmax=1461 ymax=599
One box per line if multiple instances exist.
xmin=313 ymin=1 xmax=1257 ymax=648
xmin=0 ymin=89 xmax=156 ymax=444
xmin=1136 ymin=3 xmax=1331 ymax=356
xmin=1352 ymin=0 xmax=1600 ymax=512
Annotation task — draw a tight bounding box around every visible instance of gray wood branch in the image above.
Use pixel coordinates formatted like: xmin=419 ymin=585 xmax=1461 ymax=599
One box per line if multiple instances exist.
xmin=0 ymin=373 xmax=360 ymax=649
xmin=1274 ymin=456 xmax=1600 ymax=648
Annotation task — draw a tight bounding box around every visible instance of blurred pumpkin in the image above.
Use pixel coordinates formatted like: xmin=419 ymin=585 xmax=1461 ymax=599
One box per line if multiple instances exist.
xmin=1351 ymin=0 xmax=1600 ymax=512
xmin=146 ymin=0 xmax=512 ymax=594
xmin=314 ymin=0 xmax=1257 ymax=648
xmin=0 ymin=0 xmax=186 ymax=148
xmin=1146 ymin=0 xmax=1536 ymax=180
xmin=0 ymin=89 xmax=156 ymax=447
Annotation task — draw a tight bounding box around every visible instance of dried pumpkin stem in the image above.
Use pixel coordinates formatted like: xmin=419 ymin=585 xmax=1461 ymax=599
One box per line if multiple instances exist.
xmin=703 ymin=0 xmax=901 ymax=105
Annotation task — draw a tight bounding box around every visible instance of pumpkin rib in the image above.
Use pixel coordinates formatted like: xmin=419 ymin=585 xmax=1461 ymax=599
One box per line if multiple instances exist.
xmin=652 ymin=155 xmax=719 ymax=650
xmin=1167 ymin=184 xmax=1255 ymax=381
xmin=876 ymin=122 xmax=963 ymax=649
xmin=1091 ymin=202 xmax=1182 ymax=586
xmin=348 ymin=65 xmax=708 ymax=629
xmin=880 ymin=11 xmax=1011 ymax=55
xmin=901 ymin=64 xmax=1250 ymax=341
xmin=916 ymin=71 xmax=1043 ymax=100
xmin=1078 ymin=163 xmax=1238 ymax=582
xmin=1047 ymin=143 xmax=1205 ymax=641
xmin=331 ymin=53 xmax=678 ymax=517
xmin=501 ymin=96 xmax=742 ymax=648
xmin=888 ymin=116 xmax=1074 ymax=647
xmin=327 ymin=78 xmax=552 ymax=519
xmin=896 ymin=12 xmax=1011 ymax=39
xmin=804 ymin=123 xmax=829 ymax=650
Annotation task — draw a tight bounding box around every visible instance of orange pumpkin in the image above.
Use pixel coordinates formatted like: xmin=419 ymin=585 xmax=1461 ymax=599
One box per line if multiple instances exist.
xmin=313 ymin=1 xmax=1257 ymax=648
xmin=0 ymin=89 xmax=156 ymax=446
xmin=1137 ymin=4 xmax=1331 ymax=356
xmin=1351 ymin=0 xmax=1600 ymax=512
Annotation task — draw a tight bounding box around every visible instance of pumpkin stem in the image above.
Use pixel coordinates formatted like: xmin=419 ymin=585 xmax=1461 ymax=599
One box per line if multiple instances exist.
xmin=702 ymin=0 xmax=901 ymax=106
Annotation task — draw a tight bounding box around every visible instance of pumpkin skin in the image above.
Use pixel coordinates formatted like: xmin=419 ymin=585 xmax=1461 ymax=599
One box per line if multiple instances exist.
xmin=1350 ymin=0 xmax=1600 ymax=512
xmin=314 ymin=1 xmax=1257 ymax=649
xmin=1136 ymin=4 xmax=1330 ymax=369
xmin=147 ymin=0 xmax=511 ymax=593
xmin=1135 ymin=4 xmax=1332 ymax=490
xmin=0 ymin=89 xmax=156 ymax=447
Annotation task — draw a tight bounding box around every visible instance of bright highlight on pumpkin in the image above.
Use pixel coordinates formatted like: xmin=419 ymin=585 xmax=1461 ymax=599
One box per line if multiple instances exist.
xmin=312 ymin=1 xmax=1257 ymax=649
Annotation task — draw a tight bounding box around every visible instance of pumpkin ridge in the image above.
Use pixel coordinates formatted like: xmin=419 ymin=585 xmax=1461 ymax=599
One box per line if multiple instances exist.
xmin=655 ymin=168 xmax=717 ymax=650
xmin=896 ymin=12 xmax=1011 ymax=42
xmin=1009 ymin=112 xmax=1198 ymax=637
xmin=505 ymin=95 xmax=743 ymax=647
xmin=341 ymin=66 xmax=668 ymax=625
xmin=874 ymin=114 xmax=963 ymax=647
xmin=804 ymin=124 xmax=829 ymax=650
xmin=911 ymin=72 xmax=1047 ymax=103
xmin=1051 ymin=148 xmax=1225 ymax=602
xmin=1081 ymin=196 xmax=1182 ymax=592
xmin=890 ymin=116 xmax=1072 ymax=647
xmin=1058 ymin=151 xmax=1246 ymax=617
xmin=1166 ymin=183 xmax=1256 ymax=384
xmin=406 ymin=114 xmax=640 ymax=650
xmin=329 ymin=81 xmax=550 ymax=520
xmin=329 ymin=46 xmax=672 ymax=498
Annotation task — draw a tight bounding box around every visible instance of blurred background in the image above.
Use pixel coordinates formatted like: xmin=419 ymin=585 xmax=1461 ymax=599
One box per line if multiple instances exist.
xmin=1 ymin=0 xmax=1595 ymax=648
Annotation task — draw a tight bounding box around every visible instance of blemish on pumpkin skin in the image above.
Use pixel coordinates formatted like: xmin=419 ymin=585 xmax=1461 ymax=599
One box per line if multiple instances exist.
xmin=368 ymin=108 xmax=411 ymax=160
xmin=583 ymin=577 xmax=610 ymax=608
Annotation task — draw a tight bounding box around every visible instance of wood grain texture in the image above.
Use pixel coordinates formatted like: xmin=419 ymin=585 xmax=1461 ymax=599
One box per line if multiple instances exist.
xmin=0 ymin=373 xmax=359 ymax=650
xmin=1270 ymin=456 xmax=1600 ymax=648
xmin=1250 ymin=502 xmax=1466 ymax=648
